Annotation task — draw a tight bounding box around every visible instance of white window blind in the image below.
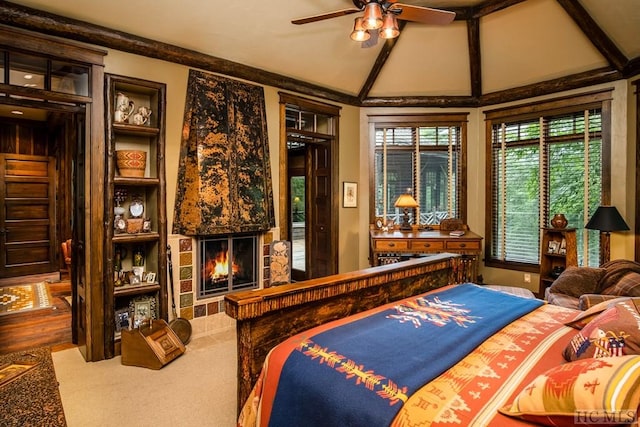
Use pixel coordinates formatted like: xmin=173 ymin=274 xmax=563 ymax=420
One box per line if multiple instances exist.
xmin=489 ymin=109 xmax=603 ymax=267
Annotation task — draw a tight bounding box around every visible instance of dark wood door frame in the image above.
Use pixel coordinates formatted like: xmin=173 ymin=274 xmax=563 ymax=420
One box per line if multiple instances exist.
xmin=0 ymin=26 xmax=107 ymax=361
xmin=278 ymin=94 xmax=340 ymax=279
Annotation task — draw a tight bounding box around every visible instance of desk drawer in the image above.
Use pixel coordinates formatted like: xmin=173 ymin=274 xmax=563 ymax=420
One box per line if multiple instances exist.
xmin=374 ymin=240 xmax=409 ymax=251
xmin=446 ymin=240 xmax=481 ymax=250
xmin=410 ymin=240 xmax=444 ymax=251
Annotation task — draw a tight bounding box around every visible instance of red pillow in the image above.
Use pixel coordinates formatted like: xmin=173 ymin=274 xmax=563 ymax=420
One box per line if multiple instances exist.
xmin=564 ymin=299 xmax=640 ymax=361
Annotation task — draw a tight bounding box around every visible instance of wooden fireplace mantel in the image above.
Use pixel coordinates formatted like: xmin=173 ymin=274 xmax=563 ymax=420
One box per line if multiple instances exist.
xmin=224 ymin=253 xmax=459 ymax=412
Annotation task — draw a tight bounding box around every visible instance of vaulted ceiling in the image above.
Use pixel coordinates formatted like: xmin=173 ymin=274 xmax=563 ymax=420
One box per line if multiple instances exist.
xmin=1 ymin=0 xmax=639 ymax=107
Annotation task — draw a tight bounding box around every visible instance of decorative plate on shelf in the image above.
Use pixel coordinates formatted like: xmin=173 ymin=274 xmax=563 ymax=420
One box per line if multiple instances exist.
xmin=129 ymin=199 xmax=144 ymax=218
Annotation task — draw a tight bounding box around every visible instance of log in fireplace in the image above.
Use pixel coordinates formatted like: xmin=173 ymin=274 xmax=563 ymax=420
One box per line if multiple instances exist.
xmin=198 ymin=235 xmax=258 ymax=298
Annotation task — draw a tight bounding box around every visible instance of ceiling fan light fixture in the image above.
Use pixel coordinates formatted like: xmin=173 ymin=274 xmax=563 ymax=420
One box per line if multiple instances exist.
xmin=362 ymin=2 xmax=383 ymax=30
xmin=350 ymin=17 xmax=371 ymax=42
xmin=379 ymin=13 xmax=399 ymax=39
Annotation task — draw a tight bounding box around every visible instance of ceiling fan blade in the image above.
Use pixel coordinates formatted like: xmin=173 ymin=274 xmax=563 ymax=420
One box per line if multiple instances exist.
xmin=389 ymin=4 xmax=456 ymax=25
xmin=292 ymin=8 xmax=361 ymax=25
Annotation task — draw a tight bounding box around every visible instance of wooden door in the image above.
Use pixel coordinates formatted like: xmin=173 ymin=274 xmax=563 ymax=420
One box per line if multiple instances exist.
xmin=0 ymin=154 xmax=56 ymax=278
xmin=307 ymin=143 xmax=334 ymax=278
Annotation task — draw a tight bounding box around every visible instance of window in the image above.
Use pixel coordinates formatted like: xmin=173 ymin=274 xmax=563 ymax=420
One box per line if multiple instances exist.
xmin=2 ymin=51 xmax=90 ymax=96
xmin=370 ymin=114 xmax=468 ymax=226
xmin=485 ymin=91 xmax=612 ymax=270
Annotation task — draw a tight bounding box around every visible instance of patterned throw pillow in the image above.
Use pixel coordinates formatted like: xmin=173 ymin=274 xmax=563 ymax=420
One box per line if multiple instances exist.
xmin=563 ymin=299 xmax=640 ymax=361
xmin=601 ymin=272 xmax=640 ymax=297
xmin=579 ymin=294 xmax=625 ymax=310
xmin=566 ymin=297 xmax=637 ymax=329
xmin=499 ymin=356 xmax=640 ymax=427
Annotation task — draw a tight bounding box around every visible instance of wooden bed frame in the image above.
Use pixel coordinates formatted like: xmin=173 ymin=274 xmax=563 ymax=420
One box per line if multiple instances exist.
xmin=224 ymin=253 xmax=459 ymax=412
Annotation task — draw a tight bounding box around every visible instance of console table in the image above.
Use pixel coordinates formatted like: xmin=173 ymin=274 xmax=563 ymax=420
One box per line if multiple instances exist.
xmin=369 ymin=229 xmax=483 ymax=283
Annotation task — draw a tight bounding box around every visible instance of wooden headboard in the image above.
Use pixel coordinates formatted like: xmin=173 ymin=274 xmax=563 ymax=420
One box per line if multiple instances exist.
xmin=224 ymin=253 xmax=459 ymax=412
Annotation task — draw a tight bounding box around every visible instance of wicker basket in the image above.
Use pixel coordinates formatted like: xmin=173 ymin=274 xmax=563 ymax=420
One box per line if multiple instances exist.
xmin=116 ymin=150 xmax=147 ymax=177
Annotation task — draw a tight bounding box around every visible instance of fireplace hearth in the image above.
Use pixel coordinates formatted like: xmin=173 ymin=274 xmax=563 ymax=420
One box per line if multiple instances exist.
xmin=198 ymin=235 xmax=258 ymax=298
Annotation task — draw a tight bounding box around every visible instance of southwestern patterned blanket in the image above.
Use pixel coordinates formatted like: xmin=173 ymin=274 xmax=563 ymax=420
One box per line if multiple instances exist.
xmin=239 ymin=284 xmax=579 ymax=426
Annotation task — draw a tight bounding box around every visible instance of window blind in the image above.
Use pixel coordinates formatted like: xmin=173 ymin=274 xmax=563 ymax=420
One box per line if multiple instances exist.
xmin=489 ymin=109 xmax=603 ymax=267
xmin=374 ymin=123 xmax=463 ymax=225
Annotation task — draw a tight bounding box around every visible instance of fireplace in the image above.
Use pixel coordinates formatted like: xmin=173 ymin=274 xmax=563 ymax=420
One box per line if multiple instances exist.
xmin=198 ymin=235 xmax=258 ymax=298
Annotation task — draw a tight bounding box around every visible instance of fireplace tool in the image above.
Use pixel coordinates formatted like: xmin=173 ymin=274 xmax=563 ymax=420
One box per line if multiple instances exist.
xmin=167 ymin=245 xmax=192 ymax=345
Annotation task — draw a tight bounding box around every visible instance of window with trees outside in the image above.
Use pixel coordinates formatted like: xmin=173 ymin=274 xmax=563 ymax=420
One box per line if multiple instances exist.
xmin=485 ymin=91 xmax=612 ymax=270
xmin=369 ymin=114 xmax=468 ymax=226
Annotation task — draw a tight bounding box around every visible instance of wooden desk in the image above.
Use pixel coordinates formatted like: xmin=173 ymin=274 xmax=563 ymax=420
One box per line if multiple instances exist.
xmin=370 ymin=229 xmax=483 ymax=283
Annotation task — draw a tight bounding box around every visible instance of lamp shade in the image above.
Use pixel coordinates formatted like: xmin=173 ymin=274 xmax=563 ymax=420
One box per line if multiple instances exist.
xmin=362 ymin=2 xmax=383 ymax=30
xmin=379 ymin=13 xmax=399 ymax=39
xmin=394 ymin=193 xmax=418 ymax=208
xmin=350 ymin=17 xmax=370 ymax=42
xmin=585 ymin=206 xmax=630 ymax=232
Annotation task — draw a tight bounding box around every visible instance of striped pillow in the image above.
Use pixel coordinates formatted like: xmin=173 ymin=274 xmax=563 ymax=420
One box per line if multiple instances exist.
xmin=500 ymin=355 xmax=640 ymax=427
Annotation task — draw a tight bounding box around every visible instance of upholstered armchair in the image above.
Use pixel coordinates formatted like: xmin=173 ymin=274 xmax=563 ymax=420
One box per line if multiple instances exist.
xmin=545 ymin=259 xmax=640 ymax=310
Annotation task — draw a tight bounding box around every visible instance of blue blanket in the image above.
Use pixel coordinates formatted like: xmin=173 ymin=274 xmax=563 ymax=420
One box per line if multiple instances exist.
xmin=267 ymin=284 xmax=543 ymax=426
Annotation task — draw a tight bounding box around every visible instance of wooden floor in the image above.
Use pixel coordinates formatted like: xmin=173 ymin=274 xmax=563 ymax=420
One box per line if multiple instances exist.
xmin=0 ymin=274 xmax=74 ymax=355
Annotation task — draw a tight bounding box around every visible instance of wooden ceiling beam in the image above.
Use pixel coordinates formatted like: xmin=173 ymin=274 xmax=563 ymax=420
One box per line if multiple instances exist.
xmin=625 ymin=57 xmax=640 ymax=78
xmin=361 ymin=96 xmax=479 ymax=108
xmin=467 ymin=17 xmax=482 ymax=99
xmin=480 ymin=67 xmax=621 ymax=106
xmin=362 ymin=67 xmax=620 ymax=107
xmin=357 ymin=21 xmax=407 ymax=102
xmin=0 ymin=0 xmax=360 ymax=106
xmin=0 ymin=0 xmax=635 ymax=110
xmin=555 ymin=0 xmax=628 ymax=72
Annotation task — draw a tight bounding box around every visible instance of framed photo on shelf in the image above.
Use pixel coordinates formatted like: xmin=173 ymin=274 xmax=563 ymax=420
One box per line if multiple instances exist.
xmin=132 ymin=266 xmax=144 ymax=282
xmin=129 ymin=296 xmax=156 ymax=329
xmin=559 ymin=238 xmax=567 ymax=255
xmin=114 ymin=307 xmax=131 ymax=333
xmin=548 ymin=240 xmax=560 ymax=254
xmin=145 ymin=272 xmax=156 ymax=283
xmin=343 ymin=182 xmax=357 ymax=208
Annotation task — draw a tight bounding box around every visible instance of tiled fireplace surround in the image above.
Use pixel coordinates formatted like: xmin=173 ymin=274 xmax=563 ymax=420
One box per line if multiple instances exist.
xmin=167 ymin=230 xmax=276 ymax=338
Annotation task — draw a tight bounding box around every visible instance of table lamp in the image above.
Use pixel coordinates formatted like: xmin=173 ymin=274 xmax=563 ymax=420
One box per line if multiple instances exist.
xmin=585 ymin=205 xmax=629 ymax=265
xmin=394 ymin=193 xmax=418 ymax=232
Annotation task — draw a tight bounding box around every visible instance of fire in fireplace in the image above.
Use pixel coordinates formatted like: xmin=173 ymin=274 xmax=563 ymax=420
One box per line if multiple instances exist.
xmin=198 ymin=235 xmax=258 ymax=298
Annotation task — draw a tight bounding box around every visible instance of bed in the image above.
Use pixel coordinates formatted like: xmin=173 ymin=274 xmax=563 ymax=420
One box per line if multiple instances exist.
xmin=225 ymin=254 xmax=640 ymax=427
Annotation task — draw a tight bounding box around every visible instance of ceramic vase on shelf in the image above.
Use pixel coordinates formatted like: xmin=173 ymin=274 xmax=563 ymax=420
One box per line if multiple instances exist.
xmin=114 ymin=92 xmax=135 ymax=123
xmin=550 ymin=213 xmax=568 ymax=229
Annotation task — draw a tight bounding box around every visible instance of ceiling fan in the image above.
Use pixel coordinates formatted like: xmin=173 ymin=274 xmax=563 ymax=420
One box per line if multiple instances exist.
xmin=292 ymin=1 xmax=455 ymax=45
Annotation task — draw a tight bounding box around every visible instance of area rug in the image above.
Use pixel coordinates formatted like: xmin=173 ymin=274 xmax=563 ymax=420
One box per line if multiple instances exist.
xmin=0 ymin=347 xmax=67 ymax=426
xmin=0 ymin=282 xmax=53 ymax=316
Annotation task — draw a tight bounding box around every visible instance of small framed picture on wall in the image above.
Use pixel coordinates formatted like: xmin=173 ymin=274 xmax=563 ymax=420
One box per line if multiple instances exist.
xmin=343 ymin=182 xmax=357 ymax=208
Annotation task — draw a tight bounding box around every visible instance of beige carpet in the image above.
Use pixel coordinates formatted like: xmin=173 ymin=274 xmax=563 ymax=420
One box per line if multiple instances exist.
xmin=52 ymin=327 xmax=237 ymax=427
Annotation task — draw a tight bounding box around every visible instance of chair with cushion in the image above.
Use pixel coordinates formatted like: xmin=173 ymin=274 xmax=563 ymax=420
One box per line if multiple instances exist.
xmin=61 ymin=239 xmax=72 ymax=279
xmin=546 ymin=259 xmax=640 ymax=310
